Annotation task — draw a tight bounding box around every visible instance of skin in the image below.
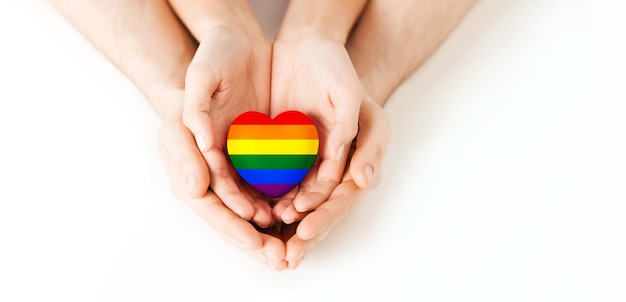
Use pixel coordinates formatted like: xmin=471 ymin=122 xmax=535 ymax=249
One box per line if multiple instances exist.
xmin=169 ymin=0 xmax=275 ymax=228
xmin=48 ymin=0 xmax=476 ymax=270
xmin=281 ymin=0 xmax=477 ymax=269
xmin=270 ymin=0 xmax=368 ymax=225
xmin=48 ymin=0 xmax=287 ymax=270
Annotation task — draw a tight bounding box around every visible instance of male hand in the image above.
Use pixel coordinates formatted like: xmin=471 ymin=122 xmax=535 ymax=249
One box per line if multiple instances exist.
xmin=280 ymin=98 xmax=389 ymax=269
xmin=159 ymin=94 xmax=287 ymax=270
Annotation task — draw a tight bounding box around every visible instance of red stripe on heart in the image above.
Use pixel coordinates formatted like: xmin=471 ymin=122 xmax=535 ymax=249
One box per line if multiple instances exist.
xmin=231 ymin=111 xmax=315 ymax=125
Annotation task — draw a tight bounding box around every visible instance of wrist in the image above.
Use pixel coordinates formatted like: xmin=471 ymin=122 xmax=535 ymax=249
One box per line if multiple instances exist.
xmin=138 ymin=79 xmax=185 ymax=119
xmin=361 ymin=88 xmax=384 ymax=108
xmin=170 ymin=0 xmax=264 ymax=42
xmin=196 ymin=16 xmax=265 ymax=43
xmin=276 ymin=0 xmax=368 ymax=44
xmin=276 ymin=25 xmax=346 ymax=44
xmin=360 ymin=75 xmax=392 ymax=108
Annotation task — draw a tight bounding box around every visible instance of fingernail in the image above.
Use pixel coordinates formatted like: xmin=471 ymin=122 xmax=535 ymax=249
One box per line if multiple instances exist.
xmin=187 ymin=174 xmax=197 ymax=194
xmin=294 ymin=203 xmax=307 ymax=213
xmin=335 ymin=144 xmax=345 ymax=162
xmin=302 ymin=232 xmax=317 ymax=240
xmin=194 ymin=133 xmax=207 ymax=152
xmin=364 ymin=165 xmax=374 ymax=186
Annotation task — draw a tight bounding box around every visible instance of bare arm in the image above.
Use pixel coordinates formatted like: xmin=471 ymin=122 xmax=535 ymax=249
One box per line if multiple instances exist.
xmin=269 ymin=0 xmax=369 ymax=223
xmin=48 ymin=0 xmax=196 ymax=117
xmin=168 ymin=0 xmax=263 ymax=40
xmin=347 ymin=0 xmax=477 ymax=106
xmin=165 ymin=0 xmax=276 ymax=228
xmin=284 ymin=0 xmax=477 ymax=269
xmin=48 ymin=0 xmax=287 ymax=269
xmin=276 ymin=0 xmax=368 ymax=43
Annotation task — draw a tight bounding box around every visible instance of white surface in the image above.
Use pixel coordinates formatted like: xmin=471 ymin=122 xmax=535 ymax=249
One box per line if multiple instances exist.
xmin=0 ymin=1 xmax=622 ymax=301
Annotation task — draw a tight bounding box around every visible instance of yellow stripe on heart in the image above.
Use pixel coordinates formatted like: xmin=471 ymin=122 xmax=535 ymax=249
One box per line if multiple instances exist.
xmin=227 ymin=139 xmax=319 ymax=155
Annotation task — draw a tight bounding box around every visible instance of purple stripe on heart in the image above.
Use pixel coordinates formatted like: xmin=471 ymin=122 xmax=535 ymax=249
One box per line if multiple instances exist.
xmin=251 ymin=184 xmax=298 ymax=198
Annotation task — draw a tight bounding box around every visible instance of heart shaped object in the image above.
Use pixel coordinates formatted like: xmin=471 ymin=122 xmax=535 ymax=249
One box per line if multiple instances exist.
xmin=227 ymin=111 xmax=319 ymax=198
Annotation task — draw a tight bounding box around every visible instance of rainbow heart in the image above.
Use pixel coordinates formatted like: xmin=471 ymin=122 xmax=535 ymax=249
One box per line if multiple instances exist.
xmin=227 ymin=111 xmax=319 ymax=198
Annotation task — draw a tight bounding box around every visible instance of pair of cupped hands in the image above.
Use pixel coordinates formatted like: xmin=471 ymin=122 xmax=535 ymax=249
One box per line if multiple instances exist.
xmin=158 ymin=25 xmax=388 ymax=270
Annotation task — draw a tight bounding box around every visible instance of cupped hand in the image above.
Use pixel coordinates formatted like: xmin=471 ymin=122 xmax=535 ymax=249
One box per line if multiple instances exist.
xmin=279 ymin=98 xmax=389 ymax=269
xmin=158 ymin=95 xmax=287 ymax=270
xmin=270 ymin=36 xmax=363 ymax=223
xmin=182 ymin=25 xmax=274 ymax=227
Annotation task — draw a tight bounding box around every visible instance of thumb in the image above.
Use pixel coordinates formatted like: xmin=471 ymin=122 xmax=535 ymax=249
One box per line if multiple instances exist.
xmin=350 ymin=102 xmax=389 ymax=189
xmin=182 ymin=57 xmax=220 ymax=155
xmin=158 ymin=113 xmax=211 ymax=199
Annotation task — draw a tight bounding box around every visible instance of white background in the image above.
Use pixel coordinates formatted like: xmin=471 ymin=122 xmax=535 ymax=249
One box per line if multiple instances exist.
xmin=0 ymin=0 xmax=623 ymax=301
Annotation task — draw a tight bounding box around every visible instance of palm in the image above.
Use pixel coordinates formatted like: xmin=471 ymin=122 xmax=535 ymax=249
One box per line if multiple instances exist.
xmin=196 ymin=29 xmax=270 ymax=147
xmin=270 ymin=37 xmax=362 ymax=222
xmin=277 ymin=99 xmax=389 ymax=269
xmin=184 ymin=27 xmax=273 ymax=226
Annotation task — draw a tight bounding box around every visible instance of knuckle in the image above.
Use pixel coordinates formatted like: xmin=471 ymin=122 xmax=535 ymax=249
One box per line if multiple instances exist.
xmin=337 ymin=121 xmax=359 ymax=140
xmin=211 ymin=166 xmax=232 ymax=180
xmin=347 ymin=124 xmax=359 ymax=139
xmin=316 ymin=176 xmax=341 ymax=188
xmin=298 ymin=183 xmax=314 ymax=193
xmin=373 ymin=145 xmax=385 ymax=163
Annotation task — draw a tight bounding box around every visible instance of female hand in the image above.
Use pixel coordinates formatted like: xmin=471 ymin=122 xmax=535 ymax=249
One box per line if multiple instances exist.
xmin=270 ymin=35 xmax=363 ymax=224
xmin=182 ymin=25 xmax=275 ymax=227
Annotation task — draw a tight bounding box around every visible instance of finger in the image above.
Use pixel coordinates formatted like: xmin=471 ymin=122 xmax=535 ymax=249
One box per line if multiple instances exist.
xmin=283 ymin=224 xmax=309 ymax=270
xmin=285 ymin=238 xmax=310 ymax=270
xmin=296 ymin=180 xmax=366 ymax=241
xmin=203 ymin=148 xmax=255 ymax=221
xmin=240 ymin=181 xmax=275 ymax=228
xmin=291 ymin=153 xmax=343 ymax=213
xmin=251 ymin=199 xmax=273 ymax=228
xmin=280 ymin=175 xmax=313 ymax=223
xmin=281 ymin=204 xmax=309 ymax=225
xmin=327 ymin=83 xmax=361 ymax=163
xmin=187 ymin=192 xmax=286 ymax=269
xmin=283 ymin=162 xmax=325 ymax=216
xmin=291 ymin=87 xmax=361 ymax=212
xmin=350 ymin=103 xmax=389 ymax=189
xmin=284 ymin=180 xmax=366 ymax=269
xmin=278 ymin=166 xmax=315 ymax=221
xmin=158 ymin=116 xmax=210 ymax=199
xmin=272 ymin=185 xmax=298 ymax=221
xmin=182 ymin=57 xmax=220 ymax=153
xmin=258 ymin=225 xmax=288 ymax=270
xmin=187 ymin=192 xmax=262 ymax=252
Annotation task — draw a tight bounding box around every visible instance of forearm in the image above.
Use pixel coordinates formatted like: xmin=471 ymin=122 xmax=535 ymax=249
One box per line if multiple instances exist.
xmin=168 ymin=0 xmax=264 ymax=40
xmin=347 ymin=0 xmax=476 ymax=106
xmin=48 ymin=0 xmax=196 ymax=117
xmin=276 ymin=0 xmax=368 ymax=43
